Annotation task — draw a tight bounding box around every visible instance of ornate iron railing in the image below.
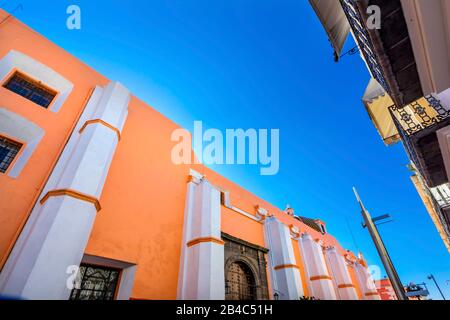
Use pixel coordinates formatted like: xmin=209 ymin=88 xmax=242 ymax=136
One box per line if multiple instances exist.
xmin=340 ymin=0 xmax=388 ymax=92
xmin=389 ymin=96 xmax=450 ymax=196
xmin=390 ymin=109 xmax=422 ymax=178
xmin=388 ymin=96 xmax=450 ymax=136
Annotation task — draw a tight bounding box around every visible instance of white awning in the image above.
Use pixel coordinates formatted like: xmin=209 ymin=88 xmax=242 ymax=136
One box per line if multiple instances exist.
xmin=363 ymin=77 xmax=386 ymax=103
xmin=309 ymin=0 xmax=351 ymax=61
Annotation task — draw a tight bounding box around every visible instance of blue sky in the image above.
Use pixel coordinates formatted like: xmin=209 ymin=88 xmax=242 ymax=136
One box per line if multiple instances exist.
xmin=4 ymin=0 xmax=450 ymax=299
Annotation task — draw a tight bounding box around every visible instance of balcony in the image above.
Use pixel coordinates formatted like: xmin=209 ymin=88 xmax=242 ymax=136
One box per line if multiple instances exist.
xmin=340 ymin=0 xmax=423 ymax=108
xmin=390 ymin=96 xmax=450 ymax=187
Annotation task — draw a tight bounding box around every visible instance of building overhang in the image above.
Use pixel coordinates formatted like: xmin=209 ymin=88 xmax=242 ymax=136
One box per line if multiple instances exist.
xmin=389 ymin=95 xmax=450 ymax=187
xmin=409 ymin=119 xmax=450 ymax=187
xmin=344 ymin=0 xmax=423 ymax=108
xmin=394 ymin=115 xmax=450 ymax=187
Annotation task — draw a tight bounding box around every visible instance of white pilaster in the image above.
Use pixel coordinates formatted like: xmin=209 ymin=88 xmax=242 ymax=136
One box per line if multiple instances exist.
xmin=264 ymin=217 xmax=303 ymax=300
xmin=354 ymin=262 xmax=381 ymax=300
xmin=324 ymin=247 xmax=358 ymax=300
xmin=177 ymin=170 xmax=224 ymax=300
xmin=299 ymin=233 xmax=337 ymax=300
xmin=0 ymin=82 xmax=130 ymax=300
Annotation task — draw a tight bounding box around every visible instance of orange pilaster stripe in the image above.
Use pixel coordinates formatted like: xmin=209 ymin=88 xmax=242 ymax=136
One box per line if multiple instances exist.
xmin=338 ymin=283 xmax=355 ymax=289
xmin=365 ymin=292 xmax=379 ymax=297
xmin=79 ymin=119 xmax=121 ymax=141
xmin=187 ymin=237 xmax=225 ymax=247
xmin=40 ymin=189 xmax=101 ymax=211
xmin=274 ymin=264 xmax=299 ymax=271
xmin=310 ymin=275 xmax=332 ymax=281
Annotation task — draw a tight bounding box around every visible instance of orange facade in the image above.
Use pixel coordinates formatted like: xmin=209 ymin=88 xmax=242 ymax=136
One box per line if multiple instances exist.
xmin=0 ymin=10 xmax=378 ymax=300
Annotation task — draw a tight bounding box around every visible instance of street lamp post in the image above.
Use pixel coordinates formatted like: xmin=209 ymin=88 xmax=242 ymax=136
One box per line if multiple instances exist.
xmin=428 ymin=274 xmax=446 ymax=300
xmin=353 ymin=188 xmax=408 ymax=300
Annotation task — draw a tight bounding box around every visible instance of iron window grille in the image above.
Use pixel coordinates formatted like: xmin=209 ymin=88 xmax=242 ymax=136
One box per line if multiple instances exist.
xmin=69 ymin=264 xmax=120 ymax=300
xmin=3 ymin=72 xmax=57 ymax=108
xmin=0 ymin=136 xmax=22 ymax=173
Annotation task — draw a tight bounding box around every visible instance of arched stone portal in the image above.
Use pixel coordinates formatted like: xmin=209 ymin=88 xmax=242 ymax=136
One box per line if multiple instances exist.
xmin=223 ymin=233 xmax=269 ymax=300
xmin=225 ymin=261 xmax=256 ymax=300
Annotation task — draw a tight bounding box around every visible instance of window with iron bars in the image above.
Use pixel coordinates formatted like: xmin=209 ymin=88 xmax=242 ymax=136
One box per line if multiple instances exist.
xmin=0 ymin=136 xmax=22 ymax=173
xmin=3 ymin=72 xmax=57 ymax=108
xmin=69 ymin=264 xmax=120 ymax=300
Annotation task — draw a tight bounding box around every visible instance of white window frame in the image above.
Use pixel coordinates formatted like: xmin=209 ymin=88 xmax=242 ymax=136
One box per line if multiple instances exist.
xmin=0 ymin=107 xmax=44 ymax=178
xmin=0 ymin=50 xmax=73 ymax=113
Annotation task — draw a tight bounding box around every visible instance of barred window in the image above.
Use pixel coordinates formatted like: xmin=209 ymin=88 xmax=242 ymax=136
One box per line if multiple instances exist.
xmin=70 ymin=265 xmax=120 ymax=300
xmin=0 ymin=137 xmax=22 ymax=173
xmin=3 ymin=72 xmax=57 ymax=108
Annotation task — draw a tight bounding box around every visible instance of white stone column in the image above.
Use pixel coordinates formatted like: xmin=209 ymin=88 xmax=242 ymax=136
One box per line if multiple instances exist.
xmin=177 ymin=170 xmax=224 ymax=300
xmin=354 ymin=262 xmax=381 ymax=300
xmin=0 ymin=82 xmax=130 ymax=300
xmin=324 ymin=247 xmax=358 ymax=300
xmin=299 ymin=233 xmax=337 ymax=300
xmin=264 ymin=217 xmax=303 ymax=300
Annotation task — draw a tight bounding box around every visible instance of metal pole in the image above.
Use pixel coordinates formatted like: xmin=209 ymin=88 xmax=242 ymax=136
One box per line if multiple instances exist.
xmin=353 ymin=188 xmax=408 ymax=300
xmin=428 ymin=274 xmax=446 ymax=300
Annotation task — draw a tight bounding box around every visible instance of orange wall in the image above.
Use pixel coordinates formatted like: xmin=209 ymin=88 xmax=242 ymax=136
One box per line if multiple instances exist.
xmin=203 ymin=166 xmax=346 ymax=254
xmin=221 ymin=207 xmax=265 ymax=246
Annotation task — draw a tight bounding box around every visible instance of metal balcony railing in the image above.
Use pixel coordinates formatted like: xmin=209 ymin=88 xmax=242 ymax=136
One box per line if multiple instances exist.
xmin=340 ymin=0 xmax=388 ymax=92
xmin=389 ymin=96 xmax=450 ymax=191
xmin=390 ymin=109 xmax=423 ymax=182
xmin=388 ymin=96 xmax=450 ymax=136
